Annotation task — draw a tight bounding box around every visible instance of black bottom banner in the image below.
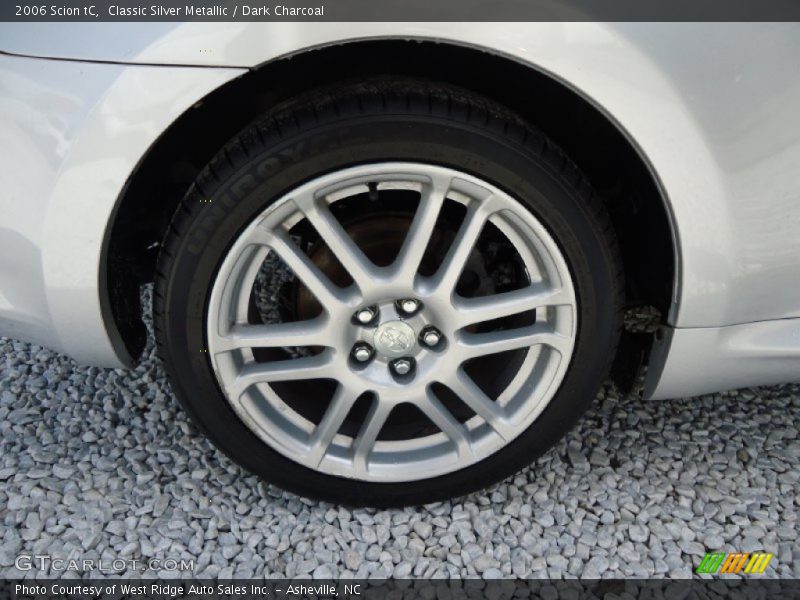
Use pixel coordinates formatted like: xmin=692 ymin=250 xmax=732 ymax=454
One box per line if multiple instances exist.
xmin=1 ymin=579 xmax=799 ymax=600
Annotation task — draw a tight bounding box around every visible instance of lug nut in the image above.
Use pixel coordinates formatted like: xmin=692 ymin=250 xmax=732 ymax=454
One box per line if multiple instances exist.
xmin=352 ymin=343 xmax=373 ymax=363
xmin=398 ymin=298 xmax=420 ymax=315
xmin=355 ymin=306 xmax=377 ymax=324
xmin=421 ymin=327 xmax=442 ymax=347
xmin=390 ymin=358 xmax=413 ymax=376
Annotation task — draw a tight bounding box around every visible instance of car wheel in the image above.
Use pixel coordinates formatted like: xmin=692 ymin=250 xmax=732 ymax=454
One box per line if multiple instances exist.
xmin=154 ymin=78 xmax=623 ymax=506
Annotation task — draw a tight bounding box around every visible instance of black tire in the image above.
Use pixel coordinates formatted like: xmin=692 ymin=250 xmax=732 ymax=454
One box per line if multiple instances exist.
xmin=154 ymin=78 xmax=623 ymax=507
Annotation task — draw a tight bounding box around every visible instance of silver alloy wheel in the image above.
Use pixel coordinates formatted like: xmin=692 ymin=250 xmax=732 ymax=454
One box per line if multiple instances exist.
xmin=206 ymin=163 xmax=577 ymax=482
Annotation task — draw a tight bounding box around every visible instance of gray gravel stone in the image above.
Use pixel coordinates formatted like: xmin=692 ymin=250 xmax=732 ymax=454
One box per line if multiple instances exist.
xmin=583 ymin=555 xmax=609 ymax=578
xmin=312 ymin=564 xmax=334 ymax=578
xmin=412 ymin=521 xmax=433 ymax=540
xmin=628 ymin=524 xmax=649 ymax=543
xmin=546 ymin=554 xmax=569 ymax=571
xmin=703 ymin=533 xmax=725 ymax=550
xmin=0 ymin=540 xmax=22 ymax=567
xmin=589 ymin=449 xmax=610 ymax=467
xmin=535 ymin=513 xmax=555 ymax=528
xmin=0 ymin=291 xmax=798 ymax=579
xmin=393 ymin=561 xmax=412 ymax=577
xmin=678 ymin=540 xmax=705 ymax=556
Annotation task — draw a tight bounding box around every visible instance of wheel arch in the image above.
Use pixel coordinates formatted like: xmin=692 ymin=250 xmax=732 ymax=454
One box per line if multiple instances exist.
xmin=106 ymin=38 xmax=678 ymax=377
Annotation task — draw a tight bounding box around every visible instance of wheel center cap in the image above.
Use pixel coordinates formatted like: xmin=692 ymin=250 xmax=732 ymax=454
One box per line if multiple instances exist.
xmin=373 ymin=321 xmax=416 ymax=357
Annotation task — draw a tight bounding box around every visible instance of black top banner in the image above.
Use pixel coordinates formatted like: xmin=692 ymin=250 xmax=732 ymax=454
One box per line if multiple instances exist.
xmin=4 ymin=0 xmax=800 ymax=22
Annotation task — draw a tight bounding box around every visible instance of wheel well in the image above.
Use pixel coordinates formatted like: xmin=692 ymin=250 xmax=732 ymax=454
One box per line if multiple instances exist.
xmin=108 ymin=39 xmax=676 ymax=370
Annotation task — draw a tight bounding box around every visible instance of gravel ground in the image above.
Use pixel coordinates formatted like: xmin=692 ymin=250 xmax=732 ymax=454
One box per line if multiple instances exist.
xmin=1 ymin=290 xmax=798 ymax=579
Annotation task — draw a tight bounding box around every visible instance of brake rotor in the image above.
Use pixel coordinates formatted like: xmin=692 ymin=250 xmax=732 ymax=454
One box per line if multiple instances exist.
xmin=294 ymin=211 xmax=500 ymax=320
xmin=295 ymin=213 xmax=430 ymax=320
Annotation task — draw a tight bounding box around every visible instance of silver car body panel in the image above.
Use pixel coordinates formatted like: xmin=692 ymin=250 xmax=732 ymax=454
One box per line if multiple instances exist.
xmin=1 ymin=22 xmax=799 ymax=397
xmin=0 ymin=54 xmax=244 ymax=365
xmin=646 ymin=319 xmax=800 ymax=400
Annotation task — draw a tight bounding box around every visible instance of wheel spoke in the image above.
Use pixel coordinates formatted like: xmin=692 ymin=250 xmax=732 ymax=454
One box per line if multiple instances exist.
xmin=306 ymin=385 xmax=360 ymax=467
xmin=430 ymin=200 xmax=495 ymax=294
xmin=419 ymin=389 xmax=473 ymax=459
xmin=444 ymin=369 xmax=513 ymax=440
xmin=229 ymin=352 xmax=335 ymax=398
xmin=250 ymin=229 xmax=342 ymax=308
xmin=215 ymin=318 xmax=328 ymax=353
xmin=452 ymin=285 xmax=572 ymax=328
xmin=391 ymin=175 xmax=450 ymax=281
xmin=298 ymin=199 xmax=377 ymax=292
xmin=352 ymin=397 xmax=393 ymax=475
xmin=458 ymin=324 xmax=571 ymax=359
